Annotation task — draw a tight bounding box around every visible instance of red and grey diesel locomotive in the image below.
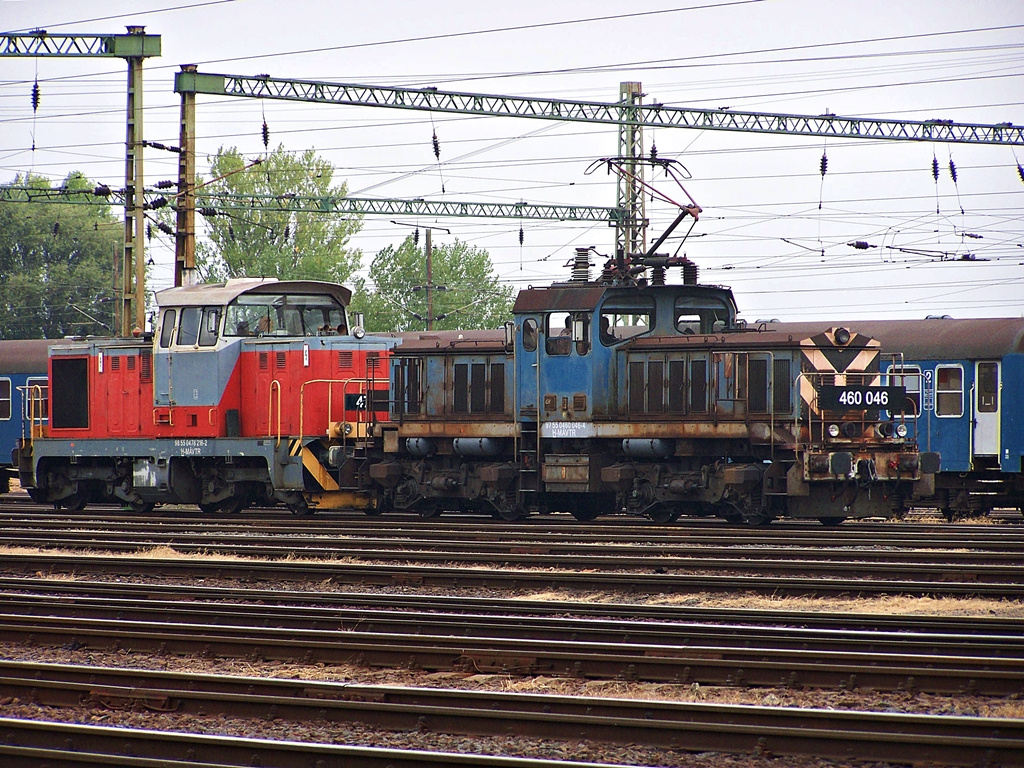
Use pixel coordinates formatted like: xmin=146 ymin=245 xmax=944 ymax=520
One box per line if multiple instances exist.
xmin=16 ymin=278 xmax=397 ymax=515
xmin=373 ymin=252 xmax=938 ymax=525
xmin=14 ymin=257 xmax=938 ymax=524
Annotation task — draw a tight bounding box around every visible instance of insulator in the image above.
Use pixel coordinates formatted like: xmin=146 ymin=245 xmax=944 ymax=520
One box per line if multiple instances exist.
xmin=149 ymin=196 xmax=167 ymax=210
xmin=571 ymin=247 xmax=592 ymax=282
xmin=146 ymin=223 xmax=153 ymax=241
xmin=932 ymin=155 xmax=940 ymax=182
xmin=949 ymin=159 xmax=958 ymax=184
xmin=519 ymin=226 xmax=524 ymax=246
xmin=93 ymin=185 xmax=111 ymax=197
xmin=413 ymin=227 xmax=419 ymax=246
xmin=432 ymin=130 xmax=440 ymax=160
xmin=31 ymin=82 xmax=40 ymax=112
xmin=52 ymin=221 xmax=59 ymax=236
xmin=155 ymin=180 xmax=175 ymax=189
xmin=198 ymin=207 xmax=218 ymax=217
xmin=849 ymin=241 xmax=871 ymax=250
xmin=681 ymin=258 xmax=698 ymax=285
xmin=261 ymin=120 xmax=269 ymax=149
xmin=650 ymin=142 xmax=658 ymax=161
xmin=157 ymin=222 xmax=174 ymax=236
xmin=284 ymin=225 xmax=290 ymax=240
xmin=1018 ymin=163 xmax=1024 ymax=185
xmin=819 ymin=151 xmax=828 ymax=177
xmin=228 ymin=224 xmax=235 ymax=241
xmin=651 ymin=265 xmax=666 ymax=286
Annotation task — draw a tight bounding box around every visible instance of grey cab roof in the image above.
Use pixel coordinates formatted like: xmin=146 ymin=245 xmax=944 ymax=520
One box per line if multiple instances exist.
xmin=155 ymin=278 xmax=352 ymax=309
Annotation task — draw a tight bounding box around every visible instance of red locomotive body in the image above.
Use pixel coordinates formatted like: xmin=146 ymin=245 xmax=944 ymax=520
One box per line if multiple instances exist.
xmin=19 ymin=278 xmax=398 ymax=514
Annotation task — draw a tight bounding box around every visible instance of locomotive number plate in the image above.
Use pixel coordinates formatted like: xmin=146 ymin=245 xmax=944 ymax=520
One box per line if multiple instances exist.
xmin=818 ymin=385 xmax=906 ymax=411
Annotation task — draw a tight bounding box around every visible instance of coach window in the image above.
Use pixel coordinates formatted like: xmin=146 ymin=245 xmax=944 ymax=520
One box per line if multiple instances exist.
xmin=0 ymin=379 xmax=10 ymax=420
xmin=978 ymin=362 xmax=999 ymax=413
xmin=159 ymin=309 xmax=176 ymax=348
xmin=25 ymin=377 xmax=48 ymax=420
xmin=177 ymin=307 xmax=201 ymax=346
xmin=888 ymin=366 xmax=921 ymax=417
xmin=935 ymin=365 xmax=963 ymax=417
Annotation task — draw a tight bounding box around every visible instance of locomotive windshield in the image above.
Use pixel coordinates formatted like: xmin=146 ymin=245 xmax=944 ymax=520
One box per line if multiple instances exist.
xmin=598 ymin=295 xmax=655 ymax=345
xmin=224 ymin=293 xmax=348 ymax=337
xmin=673 ymin=296 xmax=731 ymax=334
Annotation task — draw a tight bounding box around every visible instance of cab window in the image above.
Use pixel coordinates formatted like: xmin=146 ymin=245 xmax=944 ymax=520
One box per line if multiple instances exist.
xmin=159 ymin=309 xmax=176 ymax=349
xmin=600 ymin=296 xmax=655 ymax=345
xmin=177 ymin=307 xmax=201 ymax=346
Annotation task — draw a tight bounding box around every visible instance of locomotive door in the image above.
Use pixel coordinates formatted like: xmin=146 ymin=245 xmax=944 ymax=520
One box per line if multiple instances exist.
xmin=973 ymin=361 xmax=1000 ymax=457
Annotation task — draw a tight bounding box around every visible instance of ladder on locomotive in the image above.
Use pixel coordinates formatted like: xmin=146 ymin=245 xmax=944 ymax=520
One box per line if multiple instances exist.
xmin=518 ymin=412 xmax=540 ymax=511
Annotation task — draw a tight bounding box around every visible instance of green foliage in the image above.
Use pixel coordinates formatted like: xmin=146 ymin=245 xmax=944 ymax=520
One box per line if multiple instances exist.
xmin=0 ymin=172 xmax=120 ymax=339
xmin=196 ymin=145 xmax=362 ymax=283
xmin=350 ymin=236 xmax=514 ymax=332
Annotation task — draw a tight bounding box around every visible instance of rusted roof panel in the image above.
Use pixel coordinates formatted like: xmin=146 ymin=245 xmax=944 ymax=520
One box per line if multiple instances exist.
xmin=0 ymin=338 xmax=51 ymax=373
xmin=512 ymin=285 xmax=607 ymax=313
xmin=394 ymin=328 xmax=507 ymax=354
xmin=762 ymin=319 xmax=1024 ymax=359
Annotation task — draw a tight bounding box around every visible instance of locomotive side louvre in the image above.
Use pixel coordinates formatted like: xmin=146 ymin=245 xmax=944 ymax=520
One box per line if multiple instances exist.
xmin=372 ymin=330 xmax=522 ymax=519
xmin=17 ymin=278 xmax=399 ymax=514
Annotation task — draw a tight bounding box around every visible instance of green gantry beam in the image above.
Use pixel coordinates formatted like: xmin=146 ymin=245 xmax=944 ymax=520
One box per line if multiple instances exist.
xmin=0 ymin=186 xmax=623 ymax=223
xmin=0 ymin=32 xmax=160 ymax=58
xmin=176 ymin=71 xmax=1024 ymax=146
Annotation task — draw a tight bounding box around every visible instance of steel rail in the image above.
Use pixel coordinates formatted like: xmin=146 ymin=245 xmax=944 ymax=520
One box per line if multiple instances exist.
xmin=0 ymin=716 xmax=611 ymax=768
xmin=2 ymin=506 xmax=1021 ymax=546
xmin=4 ymin=576 xmax=1020 ymax=636
xmin=1 ymin=661 xmax=1020 ymax=766
xmin=2 ymin=591 xmax=1021 ymax=659
xmin=1 ymin=610 xmax=1021 ymax=695
xmin=2 ymin=529 xmax=1022 ymax=568
xmin=3 ymin=551 xmax=1022 ymax=597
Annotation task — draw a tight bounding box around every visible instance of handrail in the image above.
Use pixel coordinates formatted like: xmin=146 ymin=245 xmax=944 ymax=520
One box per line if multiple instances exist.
xmin=268 ymin=379 xmax=281 ymax=446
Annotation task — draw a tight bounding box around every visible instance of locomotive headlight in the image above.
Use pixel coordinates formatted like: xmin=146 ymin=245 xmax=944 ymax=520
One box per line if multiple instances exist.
xmin=896 ymin=423 xmax=908 ymax=438
xmin=827 ymin=423 xmax=841 ymax=438
xmin=833 ymin=327 xmax=851 ymax=345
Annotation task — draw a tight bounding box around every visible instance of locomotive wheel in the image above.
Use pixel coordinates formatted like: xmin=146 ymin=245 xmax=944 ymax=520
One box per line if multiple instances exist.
xmin=418 ymin=503 xmax=442 ymax=519
xmin=570 ymin=507 xmax=601 ymax=521
xmin=57 ymin=490 xmax=88 ymax=511
xmin=647 ymin=505 xmax=682 ymax=524
xmin=288 ymin=501 xmax=314 ymax=516
xmin=817 ymin=516 xmax=846 ymax=527
xmin=495 ymin=504 xmax=529 ymax=521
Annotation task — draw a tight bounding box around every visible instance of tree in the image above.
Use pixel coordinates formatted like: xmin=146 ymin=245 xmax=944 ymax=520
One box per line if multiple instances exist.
xmin=196 ymin=145 xmax=362 ymax=283
xmin=0 ymin=172 xmax=121 ymax=339
xmin=350 ymin=236 xmax=515 ymax=332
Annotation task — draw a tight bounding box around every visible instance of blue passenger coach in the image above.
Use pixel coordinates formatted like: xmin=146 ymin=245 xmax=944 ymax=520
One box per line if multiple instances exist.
xmin=0 ymin=339 xmax=50 ymax=494
xmin=868 ymin=318 xmax=1024 ymax=517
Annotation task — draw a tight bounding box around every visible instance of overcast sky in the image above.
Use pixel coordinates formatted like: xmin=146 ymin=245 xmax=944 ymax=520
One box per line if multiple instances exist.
xmin=2 ymin=0 xmax=1023 ymax=321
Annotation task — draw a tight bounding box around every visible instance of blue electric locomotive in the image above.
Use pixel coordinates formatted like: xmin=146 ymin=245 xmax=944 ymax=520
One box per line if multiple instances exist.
xmin=372 ymin=254 xmax=935 ymax=524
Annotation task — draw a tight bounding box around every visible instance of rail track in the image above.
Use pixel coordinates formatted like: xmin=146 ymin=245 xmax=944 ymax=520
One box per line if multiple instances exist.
xmin=2 ymin=501 xmax=1021 ymax=767
xmin=1 ymin=582 xmax=1021 ymax=695
xmin=3 ymin=547 xmax=1022 ymax=597
xmin=2 ymin=660 xmax=1020 ymax=766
